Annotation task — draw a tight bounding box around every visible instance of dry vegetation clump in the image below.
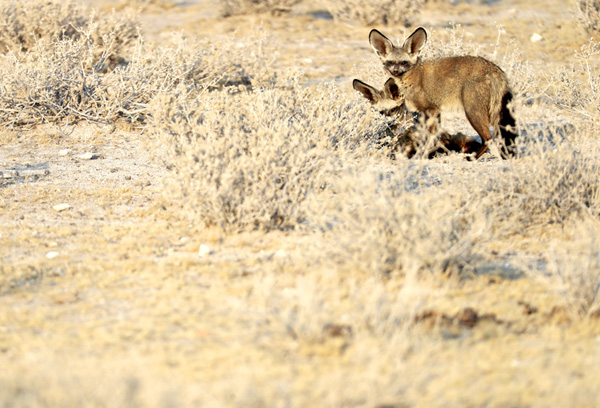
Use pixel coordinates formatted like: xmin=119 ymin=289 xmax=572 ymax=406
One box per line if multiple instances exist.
xmin=323 ymin=0 xmax=424 ymax=26
xmin=0 ymin=0 xmax=139 ymax=67
xmin=474 ymin=140 xmax=600 ymax=236
xmin=150 ymin=74 xmax=393 ymax=232
xmin=220 ymin=0 xmax=302 ymax=17
xmin=0 ymin=31 xmax=272 ymax=126
xmin=531 ymin=221 xmax=600 ymax=319
xmin=545 ymin=38 xmax=600 ymax=127
xmin=145 ymin=33 xmax=276 ymax=92
xmin=311 ymin=165 xmax=489 ymax=277
xmin=0 ymin=37 xmax=113 ymax=126
xmin=576 ymin=0 xmax=600 ymax=35
xmin=116 ymin=0 xmax=183 ymax=11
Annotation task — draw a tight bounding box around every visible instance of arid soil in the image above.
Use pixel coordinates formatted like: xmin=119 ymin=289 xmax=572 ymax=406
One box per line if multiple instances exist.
xmin=2 ymin=0 xmax=600 ymax=407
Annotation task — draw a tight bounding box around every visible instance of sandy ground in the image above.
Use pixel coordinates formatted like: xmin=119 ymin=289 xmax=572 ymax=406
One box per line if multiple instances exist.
xmin=2 ymin=0 xmax=600 ymax=406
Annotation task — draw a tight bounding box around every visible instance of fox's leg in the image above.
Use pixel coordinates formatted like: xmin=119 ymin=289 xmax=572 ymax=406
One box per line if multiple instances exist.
xmin=462 ymin=86 xmax=493 ymax=160
xmin=466 ymin=114 xmax=492 ymax=160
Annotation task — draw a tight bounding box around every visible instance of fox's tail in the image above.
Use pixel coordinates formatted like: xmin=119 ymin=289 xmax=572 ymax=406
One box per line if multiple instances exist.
xmin=498 ymin=90 xmax=517 ymax=159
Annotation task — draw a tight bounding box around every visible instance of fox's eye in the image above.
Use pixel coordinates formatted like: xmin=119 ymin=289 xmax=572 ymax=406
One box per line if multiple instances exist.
xmin=400 ymin=61 xmax=410 ymax=68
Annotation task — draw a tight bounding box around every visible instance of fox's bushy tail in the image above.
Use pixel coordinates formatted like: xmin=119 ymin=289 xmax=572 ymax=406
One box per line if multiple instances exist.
xmin=498 ymin=90 xmax=517 ymax=159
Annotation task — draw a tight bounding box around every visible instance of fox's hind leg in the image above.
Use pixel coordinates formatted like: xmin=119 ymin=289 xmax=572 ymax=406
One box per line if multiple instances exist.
xmin=463 ymin=106 xmax=492 ymax=159
xmin=462 ymin=85 xmax=493 ymax=160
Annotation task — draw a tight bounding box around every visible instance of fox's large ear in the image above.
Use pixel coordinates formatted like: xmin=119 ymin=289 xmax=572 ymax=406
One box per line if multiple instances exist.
xmin=353 ymin=79 xmax=380 ymax=103
xmin=383 ymin=78 xmax=400 ymax=100
xmin=369 ymin=29 xmax=395 ymax=58
xmin=402 ymin=27 xmax=427 ymax=55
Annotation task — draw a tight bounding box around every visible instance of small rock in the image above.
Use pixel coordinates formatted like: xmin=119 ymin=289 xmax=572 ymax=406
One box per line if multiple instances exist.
xmin=59 ymin=149 xmax=71 ymax=156
xmin=274 ymin=249 xmax=288 ymax=259
xmin=52 ymin=203 xmax=72 ymax=212
xmin=198 ymin=244 xmax=213 ymax=257
xmin=457 ymin=307 xmax=478 ymax=327
xmin=323 ymin=323 xmax=353 ymax=338
xmin=78 ymin=152 xmax=99 ymax=160
xmin=530 ymin=33 xmax=543 ymax=43
xmin=46 ymin=251 xmax=60 ymax=259
xmin=518 ymin=300 xmax=538 ymax=315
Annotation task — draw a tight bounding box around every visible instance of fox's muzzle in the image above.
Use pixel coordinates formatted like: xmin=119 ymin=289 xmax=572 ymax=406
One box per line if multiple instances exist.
xmin=385 ymin=61 xmax=411 ymax=77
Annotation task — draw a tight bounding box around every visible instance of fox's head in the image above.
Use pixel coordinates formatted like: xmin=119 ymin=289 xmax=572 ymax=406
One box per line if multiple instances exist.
xmin=369 ymin=27 xmax=427 ymax=77
xmin=352 ymin=78 xmax=403 ymax=116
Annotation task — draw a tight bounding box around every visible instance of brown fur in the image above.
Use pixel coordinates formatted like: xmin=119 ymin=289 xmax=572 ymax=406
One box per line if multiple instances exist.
xmin=369 ymin=28 xmax=517 ymax=160
xmin=353 ymin=78 xmax=483 ymax=159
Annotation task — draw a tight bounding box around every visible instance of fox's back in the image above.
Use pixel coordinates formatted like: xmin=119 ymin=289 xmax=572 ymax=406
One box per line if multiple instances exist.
xmin=401 ymin=56 xmax=509 ymax=112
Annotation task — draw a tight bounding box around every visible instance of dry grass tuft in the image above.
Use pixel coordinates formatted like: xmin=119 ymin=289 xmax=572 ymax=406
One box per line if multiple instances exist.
xmin=116 ymin=0 xmax=183 ymax=11
xmin=544 ymin=38 xmax=600 ymax=126
xmin=0 ymin=30 xmax=272 ymax=126
xmin=311 ymin=164 xmax=489 ymax=277
xmin=529 ymin=221 xmax=600 ymax=319
xmin=476 ymin=140 xmax=600 ymax=236
xmin=576 ymin=0 xmax=600 ymax=35
xmin=220 ymin=0 xmax=302 ymax=17
xmin=323 ymin=0 xmax=424 ymax=26
xmin=150 ymin=73 xmax=391 ymax=232
xmin=0 ymin=0 xmax=139 ymax=67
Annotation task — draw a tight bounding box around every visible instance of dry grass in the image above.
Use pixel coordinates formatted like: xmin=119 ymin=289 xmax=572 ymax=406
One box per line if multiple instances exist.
xmin=323 ymin=0 xmax=424 ymax=26
xmin=0 ymin=30 xmax=271 ymax=126
xmin=116 ymin=0 xmax=183 ymax=11
xmin=529 ymin=221 xmax=600 ymax=319
xmin=220 ymin=0 xmax=302 ymax=17
xmin=3 ymin=0 xmax=600 ymax=406
xmin=0 ymin=0 xmax=139 ymax=66
xmin=150 ymin=72 xmax=389 ymax=232
xmin=576 ymin=0 xmax=600 ymax=34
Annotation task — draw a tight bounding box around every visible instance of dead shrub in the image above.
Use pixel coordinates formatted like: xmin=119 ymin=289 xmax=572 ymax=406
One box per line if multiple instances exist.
xmin=472 ymin=129 xmax=600 ymax=238
xmin=0 ymin=33 xmax=271 ymax=126
xmin=220 ymin=0 xmax=301 ymax=17
xmin=529 ymin=221 xmax=600 ymax=319
xmin=149 ymin=76 xmax=390 ymax=232
xmin=322 ymin=0 xmax=424 ymax=26
xmin=312 ymin=164 xmax=488 ymax=277
xmin=115 ymin=0 xmax=183 ymax=11
xmin=575 ymin=0 xmax=600 ymax=35
xmin=0 ymin=36 xmax=120 ymax=126
xmin=544 ymin=38 xmax=600 ymax=127
xmin=0 ymin=0 xmax=139 ymax=67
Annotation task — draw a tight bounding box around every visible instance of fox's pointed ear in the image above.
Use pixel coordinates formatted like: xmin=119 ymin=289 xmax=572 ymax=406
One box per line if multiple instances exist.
xmin=353 ymin=79 xmax=380 ymax=103
xmin=383 ymin=78 xmax=400 ymax=100
xmin=402 ymin=27 xmax=427 ymax=55
xmin=369 ymin=29 xmax=394 ymax=58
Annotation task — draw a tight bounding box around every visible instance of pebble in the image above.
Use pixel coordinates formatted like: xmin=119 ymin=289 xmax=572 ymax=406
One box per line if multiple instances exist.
xmin=59 ymin=149 xmax=71 ymax=156
xmin=274 ymin=249 xmax=288 ymax=259
xmin=53 ymin=203 xmax=72 ymax=212
xmin=530 ymin=33 xmax=543 ymax=43
xmin=78 ymin=152 xmax=99 ymax=160
xmin=198 ymin=244 xmax=213 ymax=257
xmin=46 ymin=251 xmax=60 ymax=259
